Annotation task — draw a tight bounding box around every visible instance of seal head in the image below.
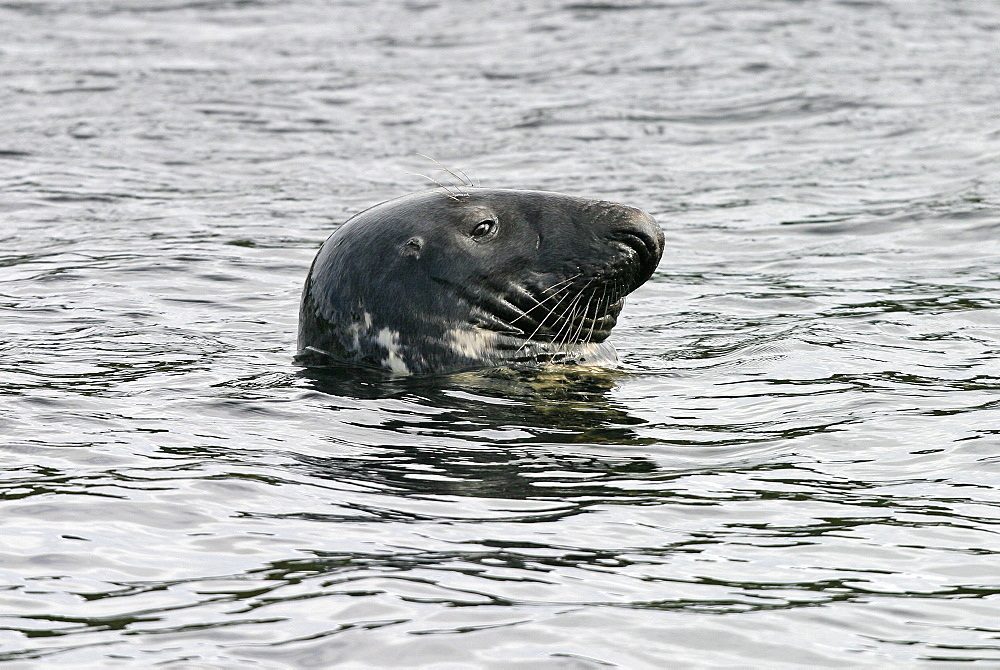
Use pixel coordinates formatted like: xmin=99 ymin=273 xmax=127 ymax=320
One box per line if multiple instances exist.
xmin=297 ymin=188 xmax=663 ymax=374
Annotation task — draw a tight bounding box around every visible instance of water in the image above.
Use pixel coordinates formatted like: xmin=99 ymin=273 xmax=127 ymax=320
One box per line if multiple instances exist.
xmin=2 ymin=0 xmax=999 ymax=666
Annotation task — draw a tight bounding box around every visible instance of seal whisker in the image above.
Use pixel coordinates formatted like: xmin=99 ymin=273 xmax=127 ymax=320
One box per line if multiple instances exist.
xmin=568 ymin=292 xmax=594 ymax=350
xmin=514 ymin=281 xmax=580 ymax=357
xmin=415 ymin=153 xmax=474 ymax=190
xmin=524 ymin=282 xmax=577 ymax=339
xmin=512 ymin=274 xmax=582 ymax=323
xmin=433 ymin=276 xmax=542 ymax=335
xmin=584 ymin=283 xmax=608 ymax=344
xmin=455 ymin=167 xmax=476 ymax=188
xmin=563 ymin=282 xmax=594 ymax=349
xmin=572 ymin=276 xmax=606 ymax=347
xmin=496 ymin=279 xmax=572 ymax=330
xmin=575 ymin=279 xmax=601 ymax=342
xmin=539 ymin=273 xmax=583 ymax=295
xmin=551 ymin=277 xmax=596 ymax=355
xmin=506 ymin=273 xmax=584 ymax=331
xmin=407 ymin=171 xmax=462 ymax=200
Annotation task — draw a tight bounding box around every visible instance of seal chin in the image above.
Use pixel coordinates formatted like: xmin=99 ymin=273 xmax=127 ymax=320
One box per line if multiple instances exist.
xmin=442 ymin=327 xmax=619 ymax=370
xmin=297 ymin=187 xmax=664 ymax=375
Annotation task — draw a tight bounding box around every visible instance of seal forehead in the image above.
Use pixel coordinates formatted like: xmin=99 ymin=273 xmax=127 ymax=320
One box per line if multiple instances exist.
xmin=458 ymin=203 xmax=497 ymax=220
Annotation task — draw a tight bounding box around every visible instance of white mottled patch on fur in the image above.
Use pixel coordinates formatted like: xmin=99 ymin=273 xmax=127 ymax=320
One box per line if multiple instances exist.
xmin=346 ymin=322 xmax=363 ymax=349
xmin=377 ymin=328 xmax=410 ymax=374
xmin=346 ymin=312 xmax=376 ymax=350
xmin=445 ymin=328 xmax=498 ymax=359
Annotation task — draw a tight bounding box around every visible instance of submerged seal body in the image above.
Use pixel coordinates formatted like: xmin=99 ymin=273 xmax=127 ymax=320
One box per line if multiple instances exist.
xmin=297 ymin=187 xmax=663 ymax=375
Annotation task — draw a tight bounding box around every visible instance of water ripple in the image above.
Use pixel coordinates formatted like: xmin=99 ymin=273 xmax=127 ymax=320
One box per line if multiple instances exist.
xmin=2 ymin=0 xmax=1000 ymax=666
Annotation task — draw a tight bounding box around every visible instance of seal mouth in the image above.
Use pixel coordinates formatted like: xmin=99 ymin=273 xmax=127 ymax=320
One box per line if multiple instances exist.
xmin=457 ymin=273 xmax=630 ymax=349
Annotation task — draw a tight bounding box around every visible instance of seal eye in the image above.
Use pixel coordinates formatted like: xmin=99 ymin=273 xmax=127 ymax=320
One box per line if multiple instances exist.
xmin=470 ymin=220 xmax=496 ymax=238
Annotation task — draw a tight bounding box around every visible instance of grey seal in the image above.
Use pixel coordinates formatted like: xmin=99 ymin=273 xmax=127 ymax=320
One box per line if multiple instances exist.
xmin=297 ymin=187 xmax=663 ymax=374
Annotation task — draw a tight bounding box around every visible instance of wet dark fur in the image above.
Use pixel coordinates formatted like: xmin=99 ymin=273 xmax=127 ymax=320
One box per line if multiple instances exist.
xmin=297 ymin=188 xmax=664 ymax=374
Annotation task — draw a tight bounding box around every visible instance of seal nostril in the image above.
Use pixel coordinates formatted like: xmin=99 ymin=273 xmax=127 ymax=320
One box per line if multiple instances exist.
xmin=607 ymin=226 xmax=663 ymax=290
xmin=610 ymin=231 xmax=653 ymax=260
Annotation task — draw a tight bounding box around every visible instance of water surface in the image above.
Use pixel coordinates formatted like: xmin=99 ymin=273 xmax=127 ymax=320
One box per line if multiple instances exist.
xmin=2 ymin=0 xmax=999 ymax=666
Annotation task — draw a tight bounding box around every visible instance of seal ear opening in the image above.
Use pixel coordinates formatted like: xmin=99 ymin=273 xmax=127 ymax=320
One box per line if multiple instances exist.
xmin=403 ymin=236 xmax=423 ymax=258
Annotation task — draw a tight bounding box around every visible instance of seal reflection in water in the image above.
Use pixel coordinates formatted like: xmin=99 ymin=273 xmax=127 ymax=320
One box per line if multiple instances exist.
xmin=297 ymin=188 xmax=664 ymax=375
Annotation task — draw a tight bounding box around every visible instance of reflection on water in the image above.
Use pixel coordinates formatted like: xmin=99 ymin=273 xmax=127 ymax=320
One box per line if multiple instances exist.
xmin=304 ymin=365 xmax=647 ymax=439
xmin=294 ymin=366 xmax=657 ymax=502
xmin=3 ymin=0 xmax=1000 ymax=666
